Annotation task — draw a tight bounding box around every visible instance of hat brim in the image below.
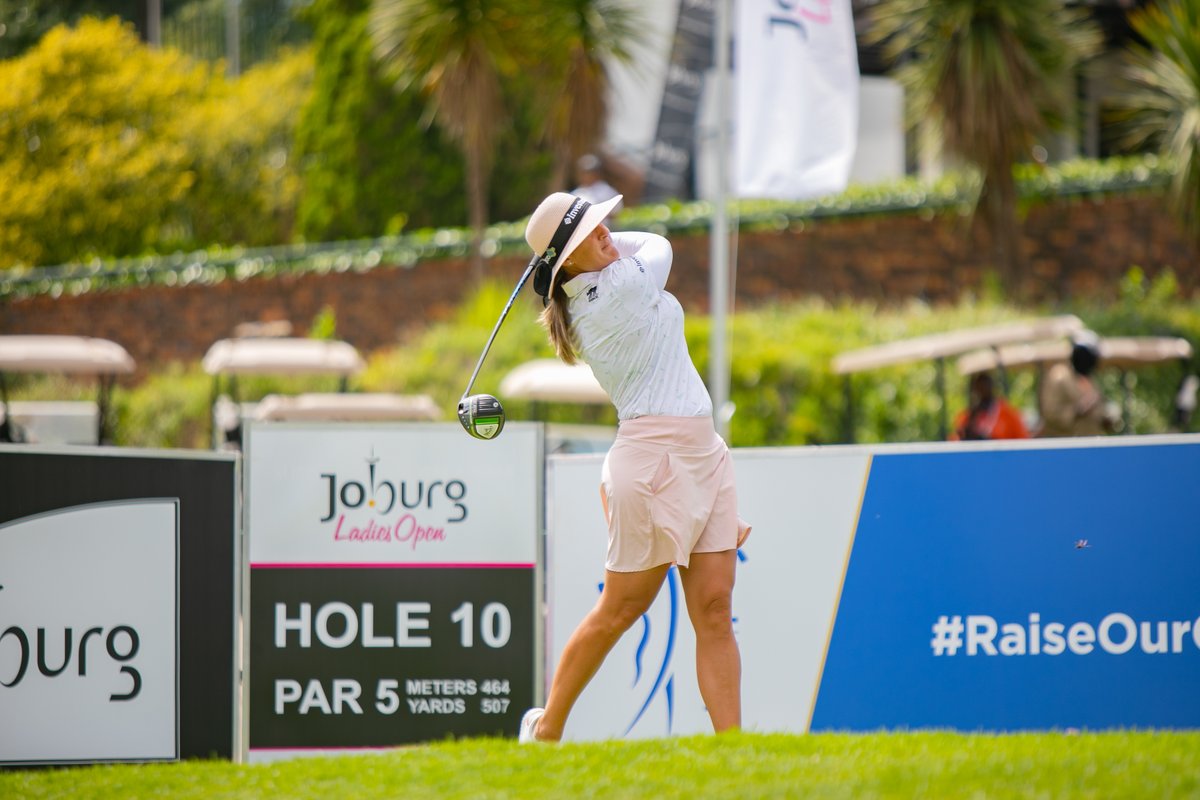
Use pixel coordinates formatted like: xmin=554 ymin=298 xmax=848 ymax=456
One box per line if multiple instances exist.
xmin=546 ymin=194 xmax=623 ymax=295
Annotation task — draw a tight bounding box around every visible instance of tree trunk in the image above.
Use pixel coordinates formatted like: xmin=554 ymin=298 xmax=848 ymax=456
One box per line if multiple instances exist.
xmin=980 ymin=176 xmax=1024 ymax=294
xmin=549 ymin=142 xmax=570 ymax=196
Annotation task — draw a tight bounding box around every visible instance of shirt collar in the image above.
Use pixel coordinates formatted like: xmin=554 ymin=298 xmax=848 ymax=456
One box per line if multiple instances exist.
xmin=562 ymin=272 xmax=598 ymax=299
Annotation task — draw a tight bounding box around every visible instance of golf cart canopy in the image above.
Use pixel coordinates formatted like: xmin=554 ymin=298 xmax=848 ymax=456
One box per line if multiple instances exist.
xmin=830 ymin=315 xmax=1087 ymax=442
xmin=253 ymin=392 xmax=440 ymax=422
xmin=957 ymin=336 xmax=1194 ymax=375
xmin=498 ymin=359 xmax=615 ymax=454
xmin=0 ymin=335 xmax=135 ymax=375
xmin=831 ymin=315 xmax=1086 ymax=374
xmin=202 ymin=337 xmax=365 ymax=376
xmin=499 ymin=359 xmax=610 ymax=404
xmin=0 ymin=335 xmax=135 ymax=445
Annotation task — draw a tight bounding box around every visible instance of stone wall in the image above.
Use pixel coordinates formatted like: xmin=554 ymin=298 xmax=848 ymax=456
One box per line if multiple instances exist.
xmin=2 ymin=193 xmax=1194 ymax=376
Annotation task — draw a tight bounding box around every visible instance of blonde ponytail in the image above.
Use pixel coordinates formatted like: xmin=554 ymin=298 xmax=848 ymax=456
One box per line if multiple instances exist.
xmin=538 ymin=282 xmax=579 ymax=365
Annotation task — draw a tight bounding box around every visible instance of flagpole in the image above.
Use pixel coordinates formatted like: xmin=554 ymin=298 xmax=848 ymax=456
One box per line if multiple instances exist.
xmin=710 ymin=0 xmax=732 ymax=440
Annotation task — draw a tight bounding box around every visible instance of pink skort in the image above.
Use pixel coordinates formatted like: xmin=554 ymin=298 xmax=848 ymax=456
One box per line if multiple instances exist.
xmin=600 ymin=415 xmax=750 ymax=572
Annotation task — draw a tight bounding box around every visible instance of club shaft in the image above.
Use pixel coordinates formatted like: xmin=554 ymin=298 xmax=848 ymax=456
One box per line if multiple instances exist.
xmin=461 ymin=260 xmax=538 ymax=400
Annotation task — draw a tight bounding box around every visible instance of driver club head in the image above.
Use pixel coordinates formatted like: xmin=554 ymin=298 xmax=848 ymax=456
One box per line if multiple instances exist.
xmin=457 ymin=394 xmax=506 ymax=440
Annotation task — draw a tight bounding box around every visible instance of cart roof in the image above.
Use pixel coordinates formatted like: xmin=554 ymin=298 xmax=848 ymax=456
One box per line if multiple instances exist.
xmin=957 ymin=336 xmax=1194 ymax=375
xmin=202 ymin=337 xmax=365 ymax=376
xmin=499 ymin=359 xmax=610 ymax=404
xmin=831 ymin=315 xmax=1085 ymax=374
xmin=253 ymin=392 xmax=440 ymax=422
xmin=0 ymin=335 xmax=135 ymax=374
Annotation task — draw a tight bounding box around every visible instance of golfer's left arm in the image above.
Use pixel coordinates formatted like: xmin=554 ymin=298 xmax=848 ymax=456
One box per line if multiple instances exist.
xmin=612 ymin=232 xmax=672 ymax=290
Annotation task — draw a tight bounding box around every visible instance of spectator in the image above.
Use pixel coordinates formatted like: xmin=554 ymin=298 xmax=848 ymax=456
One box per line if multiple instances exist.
xmin=949 ymin=371 xmax=1030 ymax=441
xmin=1038 ymin=333 xmax=1119 ymax=437
xmin=571 ymin=154 xmax=623 ymax=227
xmin=1171 ymin=373 xmax=1198 ymax=431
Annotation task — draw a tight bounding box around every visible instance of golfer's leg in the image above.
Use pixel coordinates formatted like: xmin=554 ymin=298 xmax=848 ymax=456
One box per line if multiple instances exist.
xmin=536 ymin=564 xmax=670 ymax=741
xmin=678 ymin=549 xmax=740 ymax=732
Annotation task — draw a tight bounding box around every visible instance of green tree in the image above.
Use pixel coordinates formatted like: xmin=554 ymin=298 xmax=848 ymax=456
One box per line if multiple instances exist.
xmin=1110 ymin=0 xmax=1200 ymax=247
xmin=0 ymin=1 xmax=143 ymax=59
xmin=294 ymin=0 xmax=467 ymax=240
xmin=0 ymin=17 xmax=212 ymax=267
xmin=177 ymin=46 xmax=313 ymax=247
xmin=164 ymin=0 xmax=312 ymax=71
xmin=868 ymin=0 xmax=1101 ymax=289
xmin=0 ymin=17 xmax=314 ymax=267
xmin=369 ymin=0 xmax=521 ymax=279
xmin=532 ymin=0 xmax=646 ymax=187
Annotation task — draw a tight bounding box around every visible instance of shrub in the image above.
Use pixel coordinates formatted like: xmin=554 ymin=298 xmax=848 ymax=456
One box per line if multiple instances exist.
xmin=0 ymin=17 xmax=312 ymax=268
xmin=14 ymin=284 xmax=1192 ymax=449
xmin=175 ymin=46 xmax=314 ymax=248
xmin=358 ymin=283 xmax=1200 ymax=447
xmin=0 ymin=17 xmax=213 ymax=267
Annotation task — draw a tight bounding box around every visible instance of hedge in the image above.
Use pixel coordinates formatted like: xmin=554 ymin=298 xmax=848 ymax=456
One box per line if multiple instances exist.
xmin=0 ymin=154 xmax=1173 ymax=302
xmin=7 ymin=272 xmax=1195 ymax=450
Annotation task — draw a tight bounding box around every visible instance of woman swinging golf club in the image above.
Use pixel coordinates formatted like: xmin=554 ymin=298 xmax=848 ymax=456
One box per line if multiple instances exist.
xmin=518 ymin=192 xmax=750 ymax=743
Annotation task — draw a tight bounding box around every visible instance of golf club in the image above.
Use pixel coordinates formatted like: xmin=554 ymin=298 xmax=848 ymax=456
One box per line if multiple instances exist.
xmin=457 ymin=259 xmax=538 ymax=439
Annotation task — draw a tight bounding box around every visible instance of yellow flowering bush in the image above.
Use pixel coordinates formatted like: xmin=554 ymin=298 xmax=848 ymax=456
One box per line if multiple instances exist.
xmin=0 ymin=17 xmax=312 ymax=268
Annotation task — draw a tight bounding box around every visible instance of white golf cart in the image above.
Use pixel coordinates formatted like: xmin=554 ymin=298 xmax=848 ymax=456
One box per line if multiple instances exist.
xmin=831 ymin=315 xmax=1086 ymax=441
xmin=499 ymin=358 xmax=616 ymax=453
xmin=956 ymin=335 xmax=1196 ymax=433
xmin=202 ymin=335 xmax=439 ymax=449
xmin=0 ymin=335 xmax=136 ymax=445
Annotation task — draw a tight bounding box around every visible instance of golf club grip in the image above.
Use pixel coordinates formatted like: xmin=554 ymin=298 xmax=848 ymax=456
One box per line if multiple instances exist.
xmin=461 ymin=260 xmax=538 ymax=400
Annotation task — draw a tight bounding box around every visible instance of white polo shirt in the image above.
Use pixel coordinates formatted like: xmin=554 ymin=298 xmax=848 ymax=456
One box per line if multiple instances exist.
xmin=561 ymin=232 xmax=713 ymax=421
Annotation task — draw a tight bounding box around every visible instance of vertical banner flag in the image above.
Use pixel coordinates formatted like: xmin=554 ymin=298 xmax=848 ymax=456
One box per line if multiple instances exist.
xmin=642 ymin=0 xmax=715 ymax=202
xmin=735 ymin=0 xmax=860 ymax=199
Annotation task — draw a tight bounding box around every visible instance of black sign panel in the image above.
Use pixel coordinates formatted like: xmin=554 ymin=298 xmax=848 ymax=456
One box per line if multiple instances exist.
xmin=0 ymin=448 xmax=237 ymax=761
xmin=249 ymin=566 xmax=535 ymax=747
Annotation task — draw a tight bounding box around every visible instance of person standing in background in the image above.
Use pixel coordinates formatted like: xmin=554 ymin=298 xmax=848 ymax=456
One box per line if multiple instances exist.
xmin=1039 ymin=334 xmax=1119 ymax=437
xmin=571 ymin=154 xmax=623 ymax=227
xmin=949 ymin=371 xmax=1030 ymax=441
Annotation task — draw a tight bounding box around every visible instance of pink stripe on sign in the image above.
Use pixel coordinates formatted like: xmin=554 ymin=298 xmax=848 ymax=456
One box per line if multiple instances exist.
xmin=250 ymin=562 xmax=535 ymax=569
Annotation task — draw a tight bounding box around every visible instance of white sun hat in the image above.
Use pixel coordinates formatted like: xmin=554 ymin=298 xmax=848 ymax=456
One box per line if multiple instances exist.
xmin=524 ymin=191 xmax=623 ymax=304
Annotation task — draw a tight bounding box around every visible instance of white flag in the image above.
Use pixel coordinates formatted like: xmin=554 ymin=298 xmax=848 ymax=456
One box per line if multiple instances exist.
xmin=735 ymin=0 xmax=860 ymax=199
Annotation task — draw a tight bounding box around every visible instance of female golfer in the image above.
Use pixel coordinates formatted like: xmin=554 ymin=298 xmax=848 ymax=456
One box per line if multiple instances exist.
xmin=518 ymin=192 xmax=749 ymax=743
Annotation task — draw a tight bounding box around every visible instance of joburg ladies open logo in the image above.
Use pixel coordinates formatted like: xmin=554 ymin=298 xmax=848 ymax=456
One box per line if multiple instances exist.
xmin=319 ymin=450 xmax=468 ymax=549
xmin=0 ymin=621 xmax=142 ymax=701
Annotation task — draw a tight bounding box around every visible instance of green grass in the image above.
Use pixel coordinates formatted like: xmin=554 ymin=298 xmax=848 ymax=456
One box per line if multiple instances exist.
xmin=3 ymin=731 xmax=1198 ymax=799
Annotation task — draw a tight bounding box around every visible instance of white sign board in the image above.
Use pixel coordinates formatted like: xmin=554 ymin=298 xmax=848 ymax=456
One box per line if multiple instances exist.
xmin=0 ymin=501 xmax=179 ymax=764
xmin=245 ymin=422 xmax=542 ymax=759
xmin=247 ymin=423 xmax=539 ymax=567
xmin=550 ymin=436 xmax=1200 ymax=739
xmin=546 ymin=449 xmax=869 ymax=740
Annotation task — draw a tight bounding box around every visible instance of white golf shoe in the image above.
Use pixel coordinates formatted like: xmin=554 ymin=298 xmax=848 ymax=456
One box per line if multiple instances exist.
xmin=518 ymin=707 xmax=545 ymax=743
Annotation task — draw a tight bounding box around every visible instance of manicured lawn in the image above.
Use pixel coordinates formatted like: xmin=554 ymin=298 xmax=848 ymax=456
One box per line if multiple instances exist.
xmin=3 ymin=730 xmax=1198 ymax=799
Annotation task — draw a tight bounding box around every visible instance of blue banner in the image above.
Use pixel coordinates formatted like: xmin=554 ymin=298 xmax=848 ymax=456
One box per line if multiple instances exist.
xmin=811 ymin=442 xmax=1200 ymax=731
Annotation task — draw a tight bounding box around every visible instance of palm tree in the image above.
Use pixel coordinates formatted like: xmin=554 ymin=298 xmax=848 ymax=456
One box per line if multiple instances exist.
xmin=868 ymin=0 xmax=1101 ymax=290
xmin=532 ymin=0 xmax=647 ymax=189
xmin=369 ymin=0 xmax=519 ymax=280
xmin=1110 ymin=0 xmax=1200 ymax=247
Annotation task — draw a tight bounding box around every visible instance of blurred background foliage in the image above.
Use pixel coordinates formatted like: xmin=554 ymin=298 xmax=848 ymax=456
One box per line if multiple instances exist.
xmin=0 ymin=1 xmax=1197 ymax=452
xmin=0 ymin=0 xmax=563 ymax=269
xmin=7 ymin=273 xmax=1195 ymax=449
xmin=0 ymin=16 xmax=311 ymax=266
xmin=293 ymin=0 xmax=553 ymax=242
xmin=0 ymin=18 xmax=214 ymax=266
